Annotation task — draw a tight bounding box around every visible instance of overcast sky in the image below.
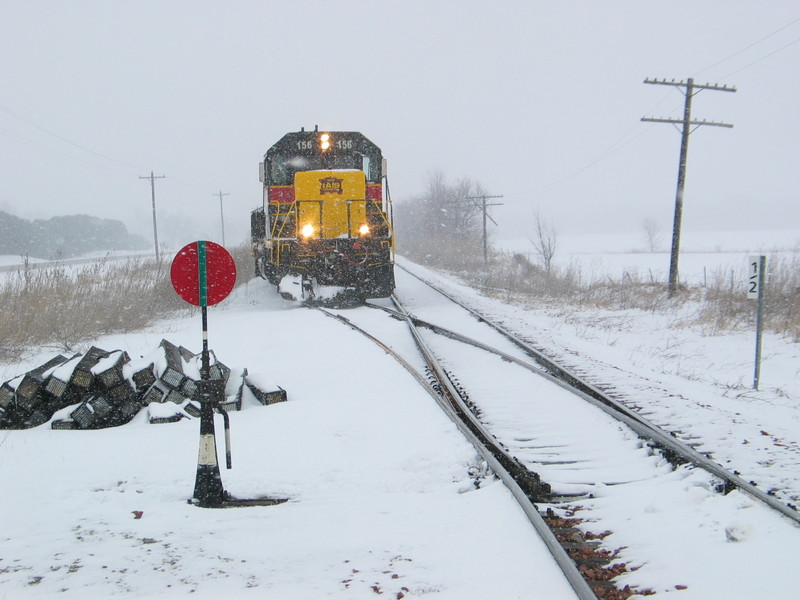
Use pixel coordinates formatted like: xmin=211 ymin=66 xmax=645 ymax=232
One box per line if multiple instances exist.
xmin=1 ymin=1 xmax=798 ymax=248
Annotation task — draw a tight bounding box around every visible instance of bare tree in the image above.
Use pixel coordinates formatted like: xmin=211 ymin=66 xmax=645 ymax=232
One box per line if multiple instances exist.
xmin=642 ymin=217 xmax=662 ymax=253
xmin=528 ymin=210 xmax=557 ymax=275
xmin=394 ymin=170 xmax=486 ymax=264
xmin=451 ymin=177 xmax=486 ymax=238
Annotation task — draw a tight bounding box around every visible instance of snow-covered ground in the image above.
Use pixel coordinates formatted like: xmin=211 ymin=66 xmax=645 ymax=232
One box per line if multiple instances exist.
xmin=390 ymin=261 xmax=800 ymax=598
xmin=394 ymin=259 xmax=800 ymax=598
xmin=0 ymin=278 xmax=578 ymax=600
xmin=496 ymin=228 xmax=800 ymax=286
xmin=1 ymin=232 xmax=799 ymax=599
xmin=437 ymin=230 xmax=800 ymax=509
xmin=0 ymin=250 xmax=152 ymax=273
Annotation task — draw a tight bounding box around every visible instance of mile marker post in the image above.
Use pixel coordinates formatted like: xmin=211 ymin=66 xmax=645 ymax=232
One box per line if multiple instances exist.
xmin=747 ymin=255 xmax=766 ymax=390
xmin=170 ymin=241 xmax=237 ymax=507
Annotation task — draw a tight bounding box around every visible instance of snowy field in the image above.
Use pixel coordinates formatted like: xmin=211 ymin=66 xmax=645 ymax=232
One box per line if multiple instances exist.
xmin=0 ymin=250 xmax=151 ymax=273
xmin=0 ymin=275 xmax=577 ymax=600
xmin=496 ymin=228 xmax=800 ymax=286
xmin=1 ymin=231 xmax=800 ymax=599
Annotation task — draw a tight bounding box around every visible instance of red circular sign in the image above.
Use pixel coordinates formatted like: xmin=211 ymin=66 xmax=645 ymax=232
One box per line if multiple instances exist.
xmin=170 ymin=241 xmax=237 ymax=306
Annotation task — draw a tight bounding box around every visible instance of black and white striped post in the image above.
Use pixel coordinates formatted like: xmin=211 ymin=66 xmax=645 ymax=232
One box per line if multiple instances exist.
xmin=170 ymin=241 xmax=237 ymax=507
xmin=193 ymin=377 xmax=225 ymax=506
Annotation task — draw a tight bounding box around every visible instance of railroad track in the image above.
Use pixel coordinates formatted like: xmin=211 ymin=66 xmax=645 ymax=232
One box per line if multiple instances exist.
xmin=319 ymin=305 xmax=597 ymax=599
xmin=391 ymin=268 xmax=800 ymax=521
xmin=318 ymin=266 xmax=800 ymax=599
xmin=322 ymin=299 xmax=647 ymax=598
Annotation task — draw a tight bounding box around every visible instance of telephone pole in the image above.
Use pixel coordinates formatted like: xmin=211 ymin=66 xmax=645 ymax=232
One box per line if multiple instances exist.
xmin=642 ymin=77 xmax=735 ymax=297
xmin=214 ymin=190 xmax=230 ymax=246
xmin=139 ymin=171 xmax=166 ymax=261
xmin=466 ymin=194 xmax=504 ymax=263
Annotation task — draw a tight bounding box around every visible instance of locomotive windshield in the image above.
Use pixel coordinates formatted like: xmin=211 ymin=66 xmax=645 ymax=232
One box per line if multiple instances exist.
xmin=269 ymin=153 xmax=374 ymax=186
xmin=265 ymin=131 xmax=382 ymax=185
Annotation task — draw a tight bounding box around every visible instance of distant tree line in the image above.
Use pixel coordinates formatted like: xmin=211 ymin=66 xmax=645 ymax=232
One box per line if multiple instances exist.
xmin=394 ymin=170 xmax=487 ymax=266
xmin=0 ymin=211 xmax=148 ymax=259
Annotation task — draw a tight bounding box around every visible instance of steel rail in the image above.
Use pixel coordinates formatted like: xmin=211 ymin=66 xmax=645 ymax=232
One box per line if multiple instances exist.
xmin=367 ymin=301 xmax=688 ymax=449
xmin=317 ymin=305 xmax=597 ymax=600
xmin=395 ymin=263 xmax=800 ymax=526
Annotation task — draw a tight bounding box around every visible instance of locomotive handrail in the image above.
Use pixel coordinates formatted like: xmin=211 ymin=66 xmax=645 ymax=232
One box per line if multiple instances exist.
xmin=271 ymin=203 xmax=298 ymax=266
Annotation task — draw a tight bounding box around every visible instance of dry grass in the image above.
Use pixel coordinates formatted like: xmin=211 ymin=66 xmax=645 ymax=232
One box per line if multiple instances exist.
xmin=436 ymin=249 xmax=800 ymax=341
xmin=653 ymin=255 xmax=800 ymax=340
xmin=3 ymin=239 xmax=794 ymax=365
xmin=0 ymin=245 xmax=254 ymax=363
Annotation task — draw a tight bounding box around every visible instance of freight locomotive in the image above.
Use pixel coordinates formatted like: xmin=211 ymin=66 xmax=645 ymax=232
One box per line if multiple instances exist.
xmin=250 ymin=127 xmax=395 ymax=302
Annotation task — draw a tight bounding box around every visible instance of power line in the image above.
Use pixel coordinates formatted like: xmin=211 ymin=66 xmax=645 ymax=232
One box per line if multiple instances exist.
xmin=642 ymin=77 xmax=736 ymax=297
xmin=694 ymin=16 xmax=800 ymax=78
xmin=0 ymin=102 xmax=141 ymax=172
xmin=516 ymin=125 xmax=653 ymax=201
xmin=720 ymin=35 xmax=800 ymax=79
xmin=0 ymin=120 xmax=147 ymax=182
xmin=502 ymin=95 xmax=668 ymax=203
xmin=505 ymin=19 xmax=799 ymax=204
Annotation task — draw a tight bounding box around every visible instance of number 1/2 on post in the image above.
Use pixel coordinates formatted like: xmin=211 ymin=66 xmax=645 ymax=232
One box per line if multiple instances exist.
xmin=748 ymin=255 xmax=766 ymax=390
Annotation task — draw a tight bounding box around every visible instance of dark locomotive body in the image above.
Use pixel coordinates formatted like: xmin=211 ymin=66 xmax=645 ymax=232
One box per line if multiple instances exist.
xmin=250 ymin=128 xmax=395 ymax=301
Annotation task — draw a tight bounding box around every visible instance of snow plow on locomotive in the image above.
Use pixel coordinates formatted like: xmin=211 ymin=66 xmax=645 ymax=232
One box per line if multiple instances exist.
xmin=250 ymin=128 xmax=395 ymax=302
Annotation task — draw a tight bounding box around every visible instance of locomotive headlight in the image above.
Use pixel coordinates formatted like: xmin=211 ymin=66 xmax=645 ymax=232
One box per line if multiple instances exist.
xmin=320 ymin=133 xmax=330 ymax=151
xmin=301 ymin=224 xmax=315 ymax=238
xmin=358 ymin=224 xmax=370 ymax=236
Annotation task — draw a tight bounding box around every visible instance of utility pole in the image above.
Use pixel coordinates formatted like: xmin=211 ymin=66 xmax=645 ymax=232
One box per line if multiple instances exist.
xmin=214 ymin=190 xmax=230 ymax=246
xmin=642 ymin=77 xmax=735 ymax=297
xmin=139 ymin=171 xmax=166 ymax=261
xmin=466 ymin=194 xmax=504 ymax=263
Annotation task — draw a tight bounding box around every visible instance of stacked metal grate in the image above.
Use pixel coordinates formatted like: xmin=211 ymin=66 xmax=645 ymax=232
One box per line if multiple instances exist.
xmin=1 ymin=355 xmax=72 ymax=429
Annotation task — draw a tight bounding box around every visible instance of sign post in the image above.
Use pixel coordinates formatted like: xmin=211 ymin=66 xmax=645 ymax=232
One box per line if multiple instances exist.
xmin=747 ymin=255 xmax=766 ymax=390
xmin=171 ymin=241 xmax=237 ymax=507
